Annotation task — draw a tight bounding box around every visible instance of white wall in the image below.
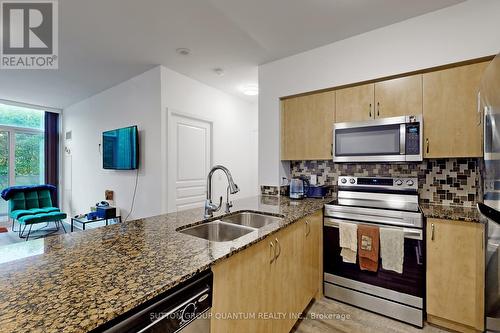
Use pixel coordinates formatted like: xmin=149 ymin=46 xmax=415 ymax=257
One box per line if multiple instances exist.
xmin=62 ymin=65 xmax=258 ymax=219
xmin=259 ymin=0 xmax=500 ymax=186
xmin=63 ymin=67 xmax=163 ymax=220
xmin=163 ymin=68 xmax=258 ymax=212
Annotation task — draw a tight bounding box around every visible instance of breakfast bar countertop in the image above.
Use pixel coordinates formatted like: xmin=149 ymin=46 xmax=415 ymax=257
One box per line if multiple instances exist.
xmin=0 ymin=195 xmax=329 ymax=333
xmin=420 ymin=203 xmax=482 ymax=223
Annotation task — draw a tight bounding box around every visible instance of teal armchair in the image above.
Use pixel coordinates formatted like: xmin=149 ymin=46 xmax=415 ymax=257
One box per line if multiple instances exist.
xmin=1 ymin=185 xmax=67 ymax=240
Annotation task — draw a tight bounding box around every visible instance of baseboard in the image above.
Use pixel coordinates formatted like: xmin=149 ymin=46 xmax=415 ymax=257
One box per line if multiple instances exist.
xmin=427 ymin=314 xmax=482 ymax=333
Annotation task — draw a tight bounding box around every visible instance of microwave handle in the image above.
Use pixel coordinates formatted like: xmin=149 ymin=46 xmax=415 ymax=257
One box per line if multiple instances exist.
xmin=399 ymin=124 xmax=406 ymax=155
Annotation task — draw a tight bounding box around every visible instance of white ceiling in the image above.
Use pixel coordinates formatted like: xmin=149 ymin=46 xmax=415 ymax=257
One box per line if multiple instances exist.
xmin=0 ymin=0 xmax=465 ymax=109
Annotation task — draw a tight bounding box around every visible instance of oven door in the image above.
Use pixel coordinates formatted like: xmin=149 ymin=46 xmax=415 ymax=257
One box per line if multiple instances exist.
xmin=324 ymin=217 xmax=424 ymax=298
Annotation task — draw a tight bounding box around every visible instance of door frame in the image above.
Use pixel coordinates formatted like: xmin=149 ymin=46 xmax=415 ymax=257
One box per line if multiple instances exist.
xmin=165 ymin=109 xmax=213 ymax=213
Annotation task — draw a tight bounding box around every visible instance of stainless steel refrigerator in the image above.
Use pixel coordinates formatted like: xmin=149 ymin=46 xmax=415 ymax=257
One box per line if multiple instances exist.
xmin=479 ymin=52 xmax=500 ymax=332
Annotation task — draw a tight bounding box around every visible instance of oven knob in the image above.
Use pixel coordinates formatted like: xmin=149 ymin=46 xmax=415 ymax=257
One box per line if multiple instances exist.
xmin=341 ymin=178 xmax=347 ymax=184
xmin=406 ymin=179 xmax=415 ymax=186
xmin=349 ymin=178 xmax=356 ymax=184
xmin=395 ymin=179 xmax=403 ymax=186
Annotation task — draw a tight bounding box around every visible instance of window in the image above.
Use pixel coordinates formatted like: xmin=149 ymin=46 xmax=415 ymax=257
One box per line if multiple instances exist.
xmin=0 ymin=103 xmax=44 ymax=130
xmin=14 ymin=132 xmax=45 ymax=186
xmin=0 ymin=103 xmax=45 ymax=219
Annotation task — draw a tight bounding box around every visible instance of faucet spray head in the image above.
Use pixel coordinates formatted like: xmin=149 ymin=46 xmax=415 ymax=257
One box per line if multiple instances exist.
xmin=229 ymin=182 xmax=240 ymax=194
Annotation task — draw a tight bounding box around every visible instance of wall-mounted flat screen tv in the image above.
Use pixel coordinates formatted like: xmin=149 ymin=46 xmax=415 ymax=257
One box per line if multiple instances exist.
xmin=102 ymin=125 xmax=139 ymax=170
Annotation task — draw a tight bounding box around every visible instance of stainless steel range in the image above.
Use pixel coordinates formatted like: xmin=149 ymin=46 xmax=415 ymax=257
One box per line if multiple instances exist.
xmin=323 ymin=176 xmax=424 ymax=327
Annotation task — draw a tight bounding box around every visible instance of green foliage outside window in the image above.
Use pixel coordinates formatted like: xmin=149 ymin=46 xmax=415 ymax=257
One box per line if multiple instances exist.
xmin=0 ymin=104 xmax=44 ymax=129
xmin=15 ymin=133 xmax=44 ymax=183
xmin=0 ymin=104 xmax=45 ymax=188
xmin=0 ymin=132 xmax=7 ymax=188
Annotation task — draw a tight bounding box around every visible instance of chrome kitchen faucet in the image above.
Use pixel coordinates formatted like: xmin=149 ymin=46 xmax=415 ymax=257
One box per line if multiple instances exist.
xmin=204 ymin=165 xmax=239 ymax=218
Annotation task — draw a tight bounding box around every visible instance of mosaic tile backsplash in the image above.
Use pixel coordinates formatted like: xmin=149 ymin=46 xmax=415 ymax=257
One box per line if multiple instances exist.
xmin=290 ymin=159 xmax=480 ymax=207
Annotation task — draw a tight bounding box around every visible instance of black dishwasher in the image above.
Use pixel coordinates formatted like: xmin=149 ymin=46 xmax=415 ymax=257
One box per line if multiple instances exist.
xmin=94 ymin=270 xmax=212 ymax=333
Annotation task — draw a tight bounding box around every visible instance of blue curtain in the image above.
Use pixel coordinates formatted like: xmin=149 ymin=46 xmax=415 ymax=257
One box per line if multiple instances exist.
xmin=44 ymin=112 xmax=59 ymax=206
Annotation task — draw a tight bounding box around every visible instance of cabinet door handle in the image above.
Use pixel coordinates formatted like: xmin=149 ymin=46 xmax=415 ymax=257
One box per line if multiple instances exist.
xmin=431 ymin=223 xmax=435 ymax=241
xmin=377 ymin=102 xmax=380 ymax=117
xmin=477 ymin=92 xmax=482 ymax=126
xmin=369 ymin=103 xmax=372 ymax=118
xmin=269 ymin=241 xmax=275 ymax=264
xmin=426 ymin=138 xmax=429 ymax=154
xmin=275 ymin=238 xmax=281 ymax=259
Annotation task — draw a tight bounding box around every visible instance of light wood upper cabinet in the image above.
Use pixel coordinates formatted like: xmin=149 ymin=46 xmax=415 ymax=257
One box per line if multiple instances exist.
xmin=335 ymin=84 xmax=374 ymax=122
xmin=281 ymin=91 xmax=335 ymax=160
xmin=426 ymin=218 xmax=484 ymax=332
xmin=281 ymin=96 xmax=302 ymax=161
xmin=423 ymin=62 xmax=489 ymax=158
xmin=374 ymin=74 xmax=423 ymax=118
xmin=335 ymin=75 xmax=422 ymax=123
xmin=281 ymin=59 xmax=489 ymax=160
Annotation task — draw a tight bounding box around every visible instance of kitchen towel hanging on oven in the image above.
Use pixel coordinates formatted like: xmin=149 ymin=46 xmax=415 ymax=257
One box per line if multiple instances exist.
xmin=339 ymin=222 xmax=357 ymax=263
xmin=357 ymin=225 xmax=379 ymax=272
xmin=380 ymin=228 xmax=404 ymax=274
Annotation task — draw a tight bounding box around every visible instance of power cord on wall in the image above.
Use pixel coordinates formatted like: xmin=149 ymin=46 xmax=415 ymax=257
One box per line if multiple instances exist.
xmin=123 ymin=168 xmax=139 ymax=223
xmin=103 ymin=168 xmax=138 ymax=251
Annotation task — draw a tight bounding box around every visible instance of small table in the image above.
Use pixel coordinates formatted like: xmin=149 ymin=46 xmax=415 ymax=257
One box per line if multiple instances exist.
xmin=70 ymin=215 xmax=122 ymax=232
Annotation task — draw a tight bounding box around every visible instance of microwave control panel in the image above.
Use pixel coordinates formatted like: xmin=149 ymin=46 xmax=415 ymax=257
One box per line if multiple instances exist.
xmin=405 ymin=124 xmax=420 ymax=155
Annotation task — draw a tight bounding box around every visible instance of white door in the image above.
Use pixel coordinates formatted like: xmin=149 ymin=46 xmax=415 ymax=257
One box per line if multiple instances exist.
xmin=168 ymin=114 xmax=212 ymax=212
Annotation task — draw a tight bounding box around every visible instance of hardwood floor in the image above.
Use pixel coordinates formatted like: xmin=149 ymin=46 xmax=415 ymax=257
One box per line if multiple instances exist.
xmin=293 ymin=298 xmax=451 ymax=333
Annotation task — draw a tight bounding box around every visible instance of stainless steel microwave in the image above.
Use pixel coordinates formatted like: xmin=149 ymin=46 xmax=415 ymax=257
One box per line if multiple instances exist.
xmin=333 ymin=115 xmax=423 ymax=162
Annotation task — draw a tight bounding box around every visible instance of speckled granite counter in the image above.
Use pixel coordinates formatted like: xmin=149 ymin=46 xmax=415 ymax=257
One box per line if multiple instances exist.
xmin=0 ymin=195 xmax=329 ymax=333
xmin=420 ymin=203 xmax=482 ymax=223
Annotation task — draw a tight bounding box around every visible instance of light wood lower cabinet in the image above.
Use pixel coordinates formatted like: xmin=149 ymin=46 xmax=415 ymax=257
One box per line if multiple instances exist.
xmin=271 ymin=220 xmax=301 ymax=333
xmin=210 ymin=233 xmax=272 ymax=332
xmin=301 ymin=211 xmax=322 ymax=306
xmin=211 ymin=211 xmax=323 ymax=333
xmin=426 ymin=218 xmax=485 ymax=333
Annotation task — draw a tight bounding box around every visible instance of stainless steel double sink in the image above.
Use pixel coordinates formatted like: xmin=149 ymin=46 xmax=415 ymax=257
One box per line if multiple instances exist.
xmin=178 ymin=212 xmax=283 ymax=242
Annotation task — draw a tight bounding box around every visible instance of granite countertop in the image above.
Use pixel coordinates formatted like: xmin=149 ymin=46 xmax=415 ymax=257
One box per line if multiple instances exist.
xmin=420 ymin=203 xmax=482 ymax=223
xmin=0 ymin=195 xmax=329 ymax=333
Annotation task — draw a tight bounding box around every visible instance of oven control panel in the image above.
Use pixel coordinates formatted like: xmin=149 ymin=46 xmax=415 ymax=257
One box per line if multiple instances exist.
xmin=338 ymin=176 xmax=418 ymax=191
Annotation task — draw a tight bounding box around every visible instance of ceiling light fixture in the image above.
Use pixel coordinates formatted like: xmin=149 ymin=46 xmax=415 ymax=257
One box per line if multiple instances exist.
xmin=213 ymin=68 xmax=225 ymax=76
xmin=240 ymin=84 xmax=258 ymax=96
xmin=176 ymin=48 xmax=191 ymax=56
